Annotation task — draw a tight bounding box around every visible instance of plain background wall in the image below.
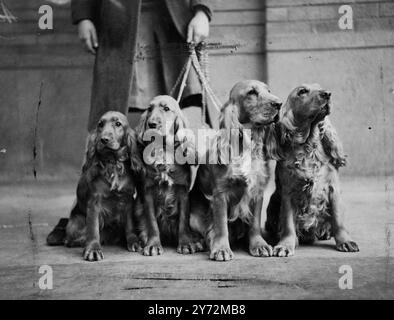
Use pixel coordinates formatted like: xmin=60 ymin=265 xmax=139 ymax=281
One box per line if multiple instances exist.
xmin=263 ymin=0 xmax=394 ymax=177
xmin=0 ymin=0 xmax=393 ymax=181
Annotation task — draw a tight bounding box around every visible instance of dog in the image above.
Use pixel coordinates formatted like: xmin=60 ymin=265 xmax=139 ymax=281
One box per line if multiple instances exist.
xmin=46 ymin=111 xmax=144 ymax=261
xmin=136 ymin=95 xmax=203 ymax=256
xmin=266 ymin=84 xmax=359 ymax=257
xmin=190 ymin=80 xmax=282 ymax=261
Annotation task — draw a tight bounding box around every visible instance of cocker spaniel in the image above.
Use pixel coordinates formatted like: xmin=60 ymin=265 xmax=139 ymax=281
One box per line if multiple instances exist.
xmin=46 ymin=111 xmax=144 ymax=261
xmin=191 ymin=80 xmax=282 ymax=261
xmin=136 ymin=95 xmax=203 ymax=256
xmin=266 ymin=84 xmax=359 ymax=257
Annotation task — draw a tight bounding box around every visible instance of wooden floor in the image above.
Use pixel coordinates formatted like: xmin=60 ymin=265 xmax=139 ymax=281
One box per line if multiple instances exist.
xmin=0 ymin=177 xmax=393 ymax=299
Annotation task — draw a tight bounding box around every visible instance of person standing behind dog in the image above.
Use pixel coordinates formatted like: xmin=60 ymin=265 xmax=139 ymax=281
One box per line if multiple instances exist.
xmin=71 ymin=0 xmax=217 ymax=130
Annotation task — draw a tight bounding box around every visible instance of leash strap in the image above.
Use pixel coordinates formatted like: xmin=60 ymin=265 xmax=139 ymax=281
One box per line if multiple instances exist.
xmin=176 ymin=57 xmax=192 ymax=103
xmin=170 ymin=44 xmax=221 ymax=112
xmin=189 ymin=49 xmax=221 ymax=112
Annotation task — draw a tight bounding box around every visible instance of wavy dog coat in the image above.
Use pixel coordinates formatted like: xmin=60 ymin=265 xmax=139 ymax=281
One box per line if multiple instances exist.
xmin=46 ymin=111 xmax=144 ymax=261
xmin=136 ymin=95 xmax=203 ymax=256
xmin=266 ymin=84 xmax=359 ymax=257
xmin=191 ymin=80 xmax=282 ymax=261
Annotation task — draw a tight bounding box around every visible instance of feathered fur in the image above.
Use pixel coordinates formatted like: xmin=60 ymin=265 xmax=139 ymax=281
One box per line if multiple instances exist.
xmin=266 ymin=84 xmax=359 ymax=257
xmin=46 ymin=111 xmax=144 ymax=261
xmin=191 ymin=80 xmax=282 ymax=261
xmin=136 ymin=95 xmax=203 ymax=256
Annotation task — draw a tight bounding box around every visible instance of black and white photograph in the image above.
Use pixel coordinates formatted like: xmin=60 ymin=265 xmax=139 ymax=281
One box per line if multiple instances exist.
xmin=0 ymin=0 xmax=393 ymax=304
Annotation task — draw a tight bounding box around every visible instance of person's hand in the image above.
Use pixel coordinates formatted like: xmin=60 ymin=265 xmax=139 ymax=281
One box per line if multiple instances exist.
xmin=78 ymin=19 xmax=98 ymax=55
xmin=187 ymin=10 xmax=209 ymax=44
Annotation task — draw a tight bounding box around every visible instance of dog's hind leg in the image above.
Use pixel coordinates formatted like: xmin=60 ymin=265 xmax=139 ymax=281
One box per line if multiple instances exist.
xmin=64 ymin=204 xmax=87 ymax=248
xmin=47 ymin=199 xmax=85 ymax=247
xmin=329 ymin=178 xmax=359 ymax=252
xmin=46 ymin=218 xmax=69 ymax=246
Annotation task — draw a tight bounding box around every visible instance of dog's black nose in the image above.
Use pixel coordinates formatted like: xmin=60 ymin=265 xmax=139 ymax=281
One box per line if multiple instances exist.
xmin=148 ymin=122 xmax=157 ymax=129
xmin=272 ymin=102 xmax=282 ymax=110
xmin=321 ymin=91 xmax=331 ymax=99
xmin=101 ymin=137 xmax=110 ymax=145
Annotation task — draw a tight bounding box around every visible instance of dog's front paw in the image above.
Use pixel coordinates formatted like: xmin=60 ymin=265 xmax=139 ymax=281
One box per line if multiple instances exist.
xmin=83 ymin=241 xmax=104 ymax=262
xmin=142 ymin=240 xmax=163 ymax=256
xmin=336 ymin=241 xmax=359 ymax=252
xmin=249 ymin=238 xmax=273 ymax=257
xmin=177 ymin=237 xmax=204 ymax=255
xmin=209 ymin=242 xmax=233 ymax=261
xmin=273 ymin=244 xmax=294 ymax=257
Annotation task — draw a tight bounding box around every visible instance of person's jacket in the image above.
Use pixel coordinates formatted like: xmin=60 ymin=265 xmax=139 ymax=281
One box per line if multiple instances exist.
xmin=70 ymin=0 xmax=213 ymax=130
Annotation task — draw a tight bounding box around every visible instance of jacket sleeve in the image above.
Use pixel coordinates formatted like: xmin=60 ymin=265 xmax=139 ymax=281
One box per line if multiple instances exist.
xmin=71 ymin=0 xmax=100 ymax=25
xmin=191 ymin=0 xmax=212 ymax=21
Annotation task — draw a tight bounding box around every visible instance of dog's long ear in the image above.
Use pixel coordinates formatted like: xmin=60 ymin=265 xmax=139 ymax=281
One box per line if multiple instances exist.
xmin=279 ymin=99 xmax=294 ymax=129
xmin=81 ymin=129 xmax=97 ymax=172
xmin=173 ymin=108 xmax=189 ymax=136
xmin=264 ymin=124 xmax=282 ymax=161
xmin=216 ymin=100 xmax=244 ymax=164
xmin=278 ymin=99 xmax=297 ymax=143
xmin=320 ymin=117 xmax=347 ymax=168
xmin=219 ymin=99 xmax=242 ymax=130
xmin=126 ymin=127 xmax=145 ymax=175
xmin=136 ymin=110 xmax=150 ymax=143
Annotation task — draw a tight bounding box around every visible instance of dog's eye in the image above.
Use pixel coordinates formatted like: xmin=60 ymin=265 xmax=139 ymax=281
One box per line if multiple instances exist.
xmin=163 ymin=106 xmax=170 ymax=112
xmin=298 ymin=88 xmax=309 ymax=96
xmin=98 ymin=121 xmax=104 ymax=128
xmin=115 ymin=121 xmax=122 ymax=127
